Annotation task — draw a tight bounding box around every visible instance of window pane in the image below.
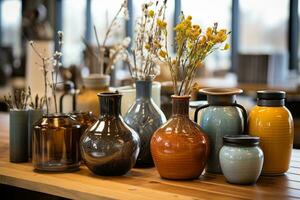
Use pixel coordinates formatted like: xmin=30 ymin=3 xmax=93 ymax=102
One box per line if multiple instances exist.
xmin=62 ymin=0 xmax=86 ymax=66
xmin=132 ymin=0 xmax=175 ymax=50
xmin=240 ymin=0 xmax=289 ymax=53
xmin=1 ymin=0 xmax=22 ymax=57
xmin=182 ymin=0 xmax=232 ymax=70
xmin=91 ymin=0 xmax=126 ymax=46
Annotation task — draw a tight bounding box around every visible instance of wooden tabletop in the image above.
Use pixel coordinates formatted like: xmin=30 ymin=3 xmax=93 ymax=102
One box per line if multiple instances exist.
xmin=0 ymin=113 xmax=300 ymax=200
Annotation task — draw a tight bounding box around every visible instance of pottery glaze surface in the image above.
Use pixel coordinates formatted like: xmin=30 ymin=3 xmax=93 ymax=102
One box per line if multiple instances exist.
xmin=151 ymin=95 xmax=209 ymax=180
xmin=124 ymin=80 xmax=166 ymax=167
xmin=80 ymin=92 xmax=140 ymax=176
xmin=248 ymin=91 xmax=293 ymax=175
xmin=195 ymin=88 xmax=246 ymax=173
xmin=219 ymin=135 xmax=264 ymax=185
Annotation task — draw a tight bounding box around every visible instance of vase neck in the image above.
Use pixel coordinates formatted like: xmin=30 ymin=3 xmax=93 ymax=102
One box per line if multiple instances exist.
xmin=135 ymin=80 xmax=152 ymax=99
xmin=172 ymin=95 xmax=190 ymax=116
xmin=207 ymin=95 xmax=236 ymax=105
xmin=98 ymin=93 xmax=122 ymax=116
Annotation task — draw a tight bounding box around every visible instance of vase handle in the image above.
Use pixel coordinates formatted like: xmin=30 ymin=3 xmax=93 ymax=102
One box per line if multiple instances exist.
xmin=194 ymin=104 xmax=210 ymax=123
xmin=232 ymin=103 xmax=248 ymax=133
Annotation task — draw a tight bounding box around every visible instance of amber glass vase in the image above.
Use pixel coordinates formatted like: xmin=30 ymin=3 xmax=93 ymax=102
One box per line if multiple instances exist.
xmin=32 ymin=114 xmax=81 ymax=172
xmin=151 ymin=95 xmax=210 ymax=180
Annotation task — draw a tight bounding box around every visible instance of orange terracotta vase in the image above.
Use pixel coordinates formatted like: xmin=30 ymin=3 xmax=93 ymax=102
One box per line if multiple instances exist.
xmin=151 ymin=95 xmax=209 ymax=180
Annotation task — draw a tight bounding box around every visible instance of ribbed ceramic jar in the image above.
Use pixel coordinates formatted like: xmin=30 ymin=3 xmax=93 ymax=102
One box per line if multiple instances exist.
xmin=219 ymin=135 xmax=264 ymax=185
xmin=151 ymin=95 xmax=209 ymax=180
xmin=248 ymin=91 xmax=294 ymax=175
xmin=194 ymin=88 xmax=247 ymax=173
xmin=32 ymin=114 xmax=81 ymax=171
xmin=124 ymin=80 xmax=166 ymax=167
xmin=80 ymin=92 xmax=140 ymax=176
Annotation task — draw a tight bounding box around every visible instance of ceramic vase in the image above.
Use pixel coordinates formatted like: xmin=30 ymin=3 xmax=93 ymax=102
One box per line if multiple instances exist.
xmin=80 ymin=92 xmax=140 ymax=176
xmin=9 ymin=110 xmax=29 ymax=163
xmin=151 ymin=95 xmax=209 ymax=180
xmin=194 ymin=88 xmax=247 ymax=173
xmin=248 ymin=91 xmax=293 ymax=175
xmin=124 ymin=80 xmax=166 ymax=167
xmin=32 ymin=114 xmax=81 ymax=171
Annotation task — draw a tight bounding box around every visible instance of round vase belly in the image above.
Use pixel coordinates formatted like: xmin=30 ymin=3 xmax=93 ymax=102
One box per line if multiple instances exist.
xmin=151 ymin=95 xmax=209 ymax=180
xmin=80 ymin=92 xmax=140 ymax=176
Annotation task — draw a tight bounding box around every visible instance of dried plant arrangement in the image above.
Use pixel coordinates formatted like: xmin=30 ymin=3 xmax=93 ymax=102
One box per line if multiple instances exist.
xmin=125 ymin=0 xmax=167 ymax=81
xmin=29 ymin=31 xmax=64 ymax=114
xmin=155 ymin=13 xmax=230 ymax=96
xmin=4 ymin=87 xmax=44 ymax=110
xmin=92 ymin=0 xmax=130 ymax=75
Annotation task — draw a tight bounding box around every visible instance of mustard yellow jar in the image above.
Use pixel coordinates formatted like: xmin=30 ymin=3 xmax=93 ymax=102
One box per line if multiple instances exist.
xmin=248 ymin=91 xmax=294 ymax=175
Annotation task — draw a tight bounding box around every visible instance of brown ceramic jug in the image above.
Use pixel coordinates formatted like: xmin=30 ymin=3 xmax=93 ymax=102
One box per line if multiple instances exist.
xmin=151 ymin=95 xmax=209 ymax=180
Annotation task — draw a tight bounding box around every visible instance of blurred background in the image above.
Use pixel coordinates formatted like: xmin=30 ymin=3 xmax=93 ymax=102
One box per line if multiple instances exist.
xmin=0 ymin=0 xmax=300 ymax=146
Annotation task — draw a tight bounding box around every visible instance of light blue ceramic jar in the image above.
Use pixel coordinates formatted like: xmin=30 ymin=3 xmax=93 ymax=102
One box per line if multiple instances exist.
xmin=219 ymin=135 xmax=264 ymax=185
xmin=194 ymin=88 xmax=247 ymax=173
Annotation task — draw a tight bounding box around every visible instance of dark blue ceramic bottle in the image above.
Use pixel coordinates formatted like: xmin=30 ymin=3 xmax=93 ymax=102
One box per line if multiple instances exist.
xmin=124 ymin=80 xmax=166 ymax=167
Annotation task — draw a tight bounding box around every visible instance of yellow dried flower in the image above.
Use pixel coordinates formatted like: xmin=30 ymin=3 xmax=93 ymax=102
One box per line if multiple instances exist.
xmin=154 ymin=40 xmax=162 ymax=48
xmin=159 ymin=50 xmax=167 ymax=58
xmin=199 ymin=35 xmax=207 ymax=45
xmin=223 ymin=43 xmax=230 ymax=50
xmin=148 ymin=10 xmax=155 ymax=17
xmin=157 ymin=19 xmax=167 ymax=29
xmin=206 ymin=27 xmax=213 ymax=39
xmin=145 ymin=43 xmax=151 ymax=50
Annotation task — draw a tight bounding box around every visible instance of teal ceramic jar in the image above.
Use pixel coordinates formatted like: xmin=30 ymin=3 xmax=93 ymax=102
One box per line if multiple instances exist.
xmin=219 ymin=135 xmax=264 ymax=185
xmin=194 ymin=88 xmax=247 ymax=173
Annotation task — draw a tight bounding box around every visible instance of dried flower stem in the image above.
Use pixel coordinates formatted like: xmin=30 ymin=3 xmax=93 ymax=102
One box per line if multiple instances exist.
xmin=94 ymin=0 xmax=128 ymax=75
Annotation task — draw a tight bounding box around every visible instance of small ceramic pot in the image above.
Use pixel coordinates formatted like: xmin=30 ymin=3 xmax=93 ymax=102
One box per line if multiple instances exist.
xmin=28 ymin=109 xmax=43 ymax=160
xmin=9 ymin=110 xmax=29 ymax=163
xmin=219 ymin=135 xmax=264 ymax=185
xmin=80 ymin=92 xmax=140 ymax=176
xmin=124 ymin=80 xmax=166 ymax=167
xmin=151 ymin=95 xmax=209 ymax=180
xmin=194 ymin=88 xmax=247 ymax=173
xmin=248 ymin=91 xmax=294 ymax=175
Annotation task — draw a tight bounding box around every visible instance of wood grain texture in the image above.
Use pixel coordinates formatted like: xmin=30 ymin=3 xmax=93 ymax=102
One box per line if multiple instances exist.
xmin=0 ymin=112 xmax=300 ymax=199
